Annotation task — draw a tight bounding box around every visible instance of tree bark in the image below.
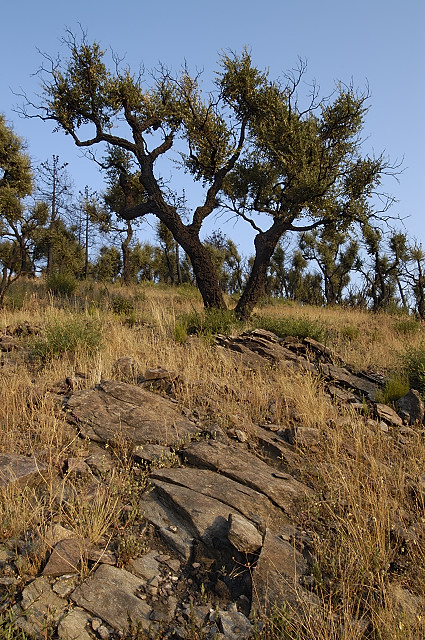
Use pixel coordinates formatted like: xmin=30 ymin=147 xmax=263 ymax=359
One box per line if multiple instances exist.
xmin=235 ymin=219 xmax=287 ymax=319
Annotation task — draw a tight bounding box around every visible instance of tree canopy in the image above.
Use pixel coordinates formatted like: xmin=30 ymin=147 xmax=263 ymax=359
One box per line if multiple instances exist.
xmin=21 ymin=32 xmax=396 ymax=317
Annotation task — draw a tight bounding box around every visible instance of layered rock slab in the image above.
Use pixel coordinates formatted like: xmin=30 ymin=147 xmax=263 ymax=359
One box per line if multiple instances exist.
xmin=70 ymin=564 xmax=151 ymax=632
xmin=66 ymin=380 xmax=199 ymax=445
xmin=182 ymin=440 xmax=313 ymax=516
xmin=0 ymin=453 xmax=47 ymax=488
xmin=251 ymin=529 xmax=317 ymax=617
xmin=149 ymin=467 xmax=286 ymax=530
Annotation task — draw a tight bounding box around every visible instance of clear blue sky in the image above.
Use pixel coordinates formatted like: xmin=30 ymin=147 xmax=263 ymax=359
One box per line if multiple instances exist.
xmin=1 ymin=0 xmax=424 ymax=254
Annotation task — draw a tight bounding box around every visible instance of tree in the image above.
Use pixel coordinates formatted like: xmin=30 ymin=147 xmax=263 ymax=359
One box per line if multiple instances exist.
xmin=25 ymin=32 xmax=394 ymax=317
xmin=0 ymin=115 xmax=36 ymax=305
xmin=35 ymin=155 xmax=73 ymax=275
xmin=359 ymin=224 xmax=408 ymax=311
xmin=299 ymin=228 xmax=360 ymax=305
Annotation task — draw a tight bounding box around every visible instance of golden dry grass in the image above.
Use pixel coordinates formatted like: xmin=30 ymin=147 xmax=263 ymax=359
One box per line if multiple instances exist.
xmin=0 ymin=280 xmax=424 ymax=638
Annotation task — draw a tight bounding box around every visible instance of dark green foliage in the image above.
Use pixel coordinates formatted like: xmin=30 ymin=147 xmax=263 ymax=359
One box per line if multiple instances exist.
xmin=401 ymin=345 xmax=425 ymax=398
xmin=253 ymin=314 xmax=326 ymax=342
xmin=30 ymin=316 xmax=102 ymax=363
xmin=111 ymin=295 xmax=135 ymax=315
xmin=46 ymin=272 xmax=78 ymax=297
xmin=175 ymin=308 xmax=242 ymax=342
xmin=393 ymin=317 xmax=421 ymax=336
xmin=375 ymin=375 xmax=410 ymax=405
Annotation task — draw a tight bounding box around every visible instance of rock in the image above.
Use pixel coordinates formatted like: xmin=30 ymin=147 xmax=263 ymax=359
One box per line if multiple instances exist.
xmin=396 ymin=389 xmax=425 ymax=425
xmin=218 ymin=606 xmax=253 ymax=640
xmin=227 ymin=513 xmax=263 ymax=553
xmin=0 ymin=453 xmax=47 ymax=488
xmin=182 ymin=440 xmax=312 ymax=517
xmin=0 ymin=335 xmax=20 ymax=351
xmin=16 ymin=576 xmax=68 ymax=638
xmin=375 ymin=403 xmax=403 ymax=427
xmin=133 ymin=443 xmax=174 ymax=464
xmin=319 ymin=363 xmax=379 ymax=400
xmin=113 ymin=356 xmax=138 ymax=381
xmin=129 ymin=550 xmax=160 ymax=581
xmin=66 ymin=380 xmax=199 ymax=445
xmin=71 ymin=564 xmax=151 ymax=632
xmin=251 ymin=529 xmax=317 ymax=617
xmin=43 ymin=538 xmax=82 ymax=577
xmin=388 ymin=584 xmax=423 ymax=626
xmin=149 ymin=467 xmax=285 ymax=531
xmin=57 ymin=607 xmax=92 ymax=640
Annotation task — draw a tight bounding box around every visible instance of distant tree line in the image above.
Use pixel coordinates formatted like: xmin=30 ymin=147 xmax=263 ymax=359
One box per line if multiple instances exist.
xmin=1 ymin=36 xmax=423 ymax=316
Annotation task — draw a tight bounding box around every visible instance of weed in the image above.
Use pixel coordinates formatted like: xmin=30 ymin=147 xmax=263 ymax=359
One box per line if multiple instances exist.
xmin=175 ymin=308 xmax=242 ymax=340
xmin=394 ymin=317 xmax=421 ymax=336
xmin=29 ymin=315 xmax=102 ymax=363
xmin=46 ymin=272 xmax=78 ymax=297
xmin=401 ymin=344 xmax=425 ymax=398
xmin=111 ymin=295 xmax=135 ymax=315
xmin=253 ymin=314 xmax=326 ymax=342
xmin=375 ymin=374 xmax=410 ymax=405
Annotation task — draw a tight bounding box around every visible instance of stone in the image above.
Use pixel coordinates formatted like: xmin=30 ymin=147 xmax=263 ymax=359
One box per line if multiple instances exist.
xmin=71 ymin=564 xmax=152 ymax=632
xmin=129 ymin=551 xmax=160 ymax=581
xmin=150 ymin=467 xmax=285 ymax=531
xmin=396 ymin=389 xmax=425 ymax=425
xmin=251 ymin=529 xmax=317 ymax=617
xmin=66 ymin=380 xmax=199 ymax=445
xmin=133 ymin=443 xmax=173 ymax=464
xmin=218 ymin=607 xmax=253 ymax=640
xmin=113 ymin=356 xmax=138 ymax=381
xmin=375 ymin=403 xmax=403 ymax=427
xmin=16 ymin=576 xmax=68 ymax=638
xmin=0 ymin=453 xmax=47 ymax=488
xmin=140 ymin=492 xmax=194 ymax=561
xmin=43 ymin=524 xmax=76 ymax=549
xmin=43 ymin=538 xmax=82 ymax=576
xmin=182 ymin=440 xmax=312 ymax=517
xmin=319 ymin=363 xmax=379 ymax=400
xmin=57 ymin=607 xmax=92 ymax=640
xmin=227 ymin=513 xmax=263 ymax=553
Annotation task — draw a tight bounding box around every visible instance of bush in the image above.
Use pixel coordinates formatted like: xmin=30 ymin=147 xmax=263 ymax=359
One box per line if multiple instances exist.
xmin=174 ymin=308 xmax=242 ymax=342
xmin=111 ymin=295 xmax=135 ymax=315
xmin=375 ymin=374 xmax=410 ymax=405
xmin=253 ymin=314 xmax=326 ymax=342
xmin=401 ymin=345 xmax=425 ymax=398
xmin=393 ymin=317 xmax=421 ymax=336
xmin=46 ymin=272 xmax=78 ymax=297
xmin=30 ymin=315 xmax=103 ymax=363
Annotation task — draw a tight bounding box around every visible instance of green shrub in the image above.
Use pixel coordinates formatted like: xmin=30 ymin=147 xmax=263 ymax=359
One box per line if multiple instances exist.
xmin=174 ymin=308 xmax=242 ymax=341
xmin=393 ymin=317 xmax=421 ymax=336
xmin=111 ymin=295 xmax=135 ymax=315
xmin=339 ymin=324 xmax=361 ymax=341
xmin=375 ymin=374 xmax=410 ymax=405
xmin=401 ymin=345 xmax=425 ymax=398
xmin=253 ymin=314 xmax=326 ymax=342
xmin=30 ymin=316 xmax=103 ymax=363
xmin=46 ymin=272 xmax=78 ymax=297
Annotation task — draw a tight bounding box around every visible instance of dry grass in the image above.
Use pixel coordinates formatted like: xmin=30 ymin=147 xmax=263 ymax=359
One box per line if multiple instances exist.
xmin=1 ymin=280 xmax=424 ymax=638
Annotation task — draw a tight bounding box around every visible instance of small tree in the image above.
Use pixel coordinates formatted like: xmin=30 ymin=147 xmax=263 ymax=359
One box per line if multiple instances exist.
xmin=25 ymin=32 xmax=395 ymax=317
xmin=0 ymin=115 xmax=36 ymax=305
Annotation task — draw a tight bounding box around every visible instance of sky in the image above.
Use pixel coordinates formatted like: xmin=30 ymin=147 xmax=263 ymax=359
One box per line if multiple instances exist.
xmin=1 ymin=0 xmax=424 ymax=256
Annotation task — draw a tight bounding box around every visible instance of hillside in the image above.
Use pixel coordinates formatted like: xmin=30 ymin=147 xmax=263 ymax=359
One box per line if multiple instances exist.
xmin=0 ymin=281 xmax=424 ymax=639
